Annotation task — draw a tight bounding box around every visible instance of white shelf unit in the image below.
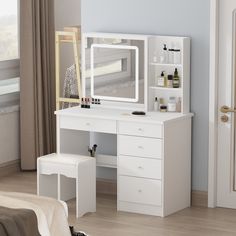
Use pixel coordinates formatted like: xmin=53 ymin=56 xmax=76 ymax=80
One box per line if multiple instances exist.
xmin=148 ymin=36 xmax=190 ymax=114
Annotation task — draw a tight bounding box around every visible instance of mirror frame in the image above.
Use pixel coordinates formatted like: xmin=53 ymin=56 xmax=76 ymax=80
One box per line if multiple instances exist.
xmin=90 ymin=43 xmax=139 ymax=103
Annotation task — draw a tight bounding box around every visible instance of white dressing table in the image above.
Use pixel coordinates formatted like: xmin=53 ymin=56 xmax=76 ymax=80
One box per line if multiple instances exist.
xmin=54 ymin=32 xmax=193 ymax=217
xmin=55 ymin=106 xmax=192 ymax=217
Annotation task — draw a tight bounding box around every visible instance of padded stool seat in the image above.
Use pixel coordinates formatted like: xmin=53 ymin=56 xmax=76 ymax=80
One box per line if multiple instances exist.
xmin=37 ymin=153 xmax=96 ymax=218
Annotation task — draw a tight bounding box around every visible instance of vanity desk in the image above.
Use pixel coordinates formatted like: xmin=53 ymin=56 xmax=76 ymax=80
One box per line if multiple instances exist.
xmin=55 ymin=106 xmax=192 ymax=217
xmin=55 ymin=32 xmax=192 ymax=217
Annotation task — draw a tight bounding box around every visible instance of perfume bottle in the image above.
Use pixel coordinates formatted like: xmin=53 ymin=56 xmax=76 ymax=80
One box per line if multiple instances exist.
xmin=174 ymin=49 xmax=181 ymax=64
xmin=154 ymin=97 xmax=159 ymax=112
xmin=160 ymin=44 xmax=168 ymax=63
xmin=176 ymin=97 xmax=182 ymax=112
xmin=173 ymin=68 xmax=180 ymax=88
xmin=153 ymin=50 xmax=158 ymax=63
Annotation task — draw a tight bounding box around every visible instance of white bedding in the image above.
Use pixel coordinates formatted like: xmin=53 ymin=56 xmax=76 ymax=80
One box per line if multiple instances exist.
xmin=0 ymin=192 xmax=71 ymax=236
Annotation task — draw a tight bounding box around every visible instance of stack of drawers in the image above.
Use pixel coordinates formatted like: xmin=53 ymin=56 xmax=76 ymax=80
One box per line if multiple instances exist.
xmin=117 ymin=121 xmax=164 ymax=216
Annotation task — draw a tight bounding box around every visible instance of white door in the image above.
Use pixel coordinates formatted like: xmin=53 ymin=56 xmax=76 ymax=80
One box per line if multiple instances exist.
xmin=217 ymin=0 xmax=236 ymax=208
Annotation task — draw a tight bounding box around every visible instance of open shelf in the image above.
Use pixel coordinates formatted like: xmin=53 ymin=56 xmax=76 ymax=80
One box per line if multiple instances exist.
xmin=148 ymin=36 xmax=190 ymax=114
xmin=149 ymin=86 xmax=182 ymax=92
xmin=96 ymin=154 xmax=117 ymax=169
xmin=150 ymin=62 xmax=182 ymax=67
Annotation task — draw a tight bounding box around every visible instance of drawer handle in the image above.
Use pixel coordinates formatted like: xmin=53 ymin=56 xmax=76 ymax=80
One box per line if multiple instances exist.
xmin=138 ymin=128 xmax=143 ymax=132
xmin=138 ymin=189 xmax=142 ymax=193
xmin=138 ymin=146 xmax=144 ymax=149
xmin=86 ymin=122 xmax=91 ymax=126
xmin=138 ymin=166 xmax=143 ymax=170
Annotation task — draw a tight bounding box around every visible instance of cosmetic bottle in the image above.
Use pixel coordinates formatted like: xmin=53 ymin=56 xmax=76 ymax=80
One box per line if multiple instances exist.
xmin=159 ymin=98 xmax=164 ymax=110
xmin=87 ymin=98 xmax=91 ymax=109
xmin=160 ymin=44 xmax=168 ymax=63
xmin=168 ymin=49 xmax=174 ymax=64
xmin=168 ymin=97 xmax=177 ymax=112
xmin=84 ymin=98 xmax=87 ymax=108
xmin=160 ymin=105 xmax=168 ymax=112
xmin=81 ymin=98 xmax=84 ymax=108
xmin=156 ymin=71 xmax=165 ymax=87
xmin=176 ymin=97 xmax=182 ymax=112
xmin=164 ymin=73 xmax=168 ymax=87
xmin=154 ymin=97 xmax=159 ymax=112
xmin=167 ymin=75 xmax=173 ymax=88
xmin=173 ymin=68 xmax=180 ymax=88
xmin=174 ymin=49 xmax=181 ymax=64
xmin=153 ymin=50 xmax=158 ymax=63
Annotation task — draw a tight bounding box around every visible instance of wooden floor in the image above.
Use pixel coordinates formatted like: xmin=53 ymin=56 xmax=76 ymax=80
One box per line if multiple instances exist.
xmin=1 ymin=172 xmax=236 ymax=236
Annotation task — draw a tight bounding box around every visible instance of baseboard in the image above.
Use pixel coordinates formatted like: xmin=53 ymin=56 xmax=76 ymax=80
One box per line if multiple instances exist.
xmin=0 ymin=160 xmax=20 ymax=178
xmin=97 ymin=178 xmax=117 ymax=195
xmin=191 ymin=191 xmax=208 ymax=207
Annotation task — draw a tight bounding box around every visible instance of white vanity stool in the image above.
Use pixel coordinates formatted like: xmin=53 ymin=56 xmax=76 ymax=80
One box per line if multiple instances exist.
xmin=37 ymin=153 xmax=96 ymax=218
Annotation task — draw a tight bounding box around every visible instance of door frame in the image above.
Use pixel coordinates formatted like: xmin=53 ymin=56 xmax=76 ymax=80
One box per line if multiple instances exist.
xmin=208 ymin=0 xmax=219 ymax=208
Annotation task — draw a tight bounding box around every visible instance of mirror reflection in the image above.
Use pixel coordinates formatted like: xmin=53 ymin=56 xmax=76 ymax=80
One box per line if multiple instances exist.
xmin=84 ymin=37 xmax=145 ymax=104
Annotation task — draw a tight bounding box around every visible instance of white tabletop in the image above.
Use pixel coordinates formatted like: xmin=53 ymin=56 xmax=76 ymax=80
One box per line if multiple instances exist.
xmin=55 ymin=106 xmax=193 ymax=125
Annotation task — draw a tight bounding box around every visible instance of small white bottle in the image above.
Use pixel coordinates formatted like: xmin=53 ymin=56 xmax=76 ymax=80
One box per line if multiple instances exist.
xmin=176 ymin=97 xmax=182 ymax=112
xmin=155 ymin=71 xmax=165 ymax=87
xmin=154 ymin=97 xmax=159 ymax=112
xmin=168 ymin=97 xmax=177 ymax=112
xmin=153 ymin=50 xmax=158 ymax=63
xmin=168 ymin=49 xmax=175 ymax=64
xmin=174 ymin=49 xmax=181 ymax=64
xmin=160 ymin=44 xmax=168 ymax=63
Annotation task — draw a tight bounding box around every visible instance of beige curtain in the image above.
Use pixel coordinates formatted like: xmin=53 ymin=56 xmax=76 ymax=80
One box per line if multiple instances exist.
xmin=20 ymin=0 xmax=56 ymax=170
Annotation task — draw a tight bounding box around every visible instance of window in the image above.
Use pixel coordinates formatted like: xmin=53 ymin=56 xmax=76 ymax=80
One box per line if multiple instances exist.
xmin=0 ymin=0 xmax=19 ymax=97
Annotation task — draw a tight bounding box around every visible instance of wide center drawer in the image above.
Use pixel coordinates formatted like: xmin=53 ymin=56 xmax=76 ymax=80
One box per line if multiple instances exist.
xmin=119 ymin=135 xmax=162 ymax=159
xmin=118 ymin=121 xmax=162 ymax=138
xmin=119 ymin=176 xmax=162 ymax=206
xmin=60 ymin=116 xmax=117 ymax=134
xmin=119 ymin=156 xmax=162 ymax=179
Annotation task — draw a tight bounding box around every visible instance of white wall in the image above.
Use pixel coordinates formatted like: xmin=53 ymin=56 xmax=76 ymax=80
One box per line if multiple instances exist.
xmin=55 ymin=0 xmax=81 ymax=31
xmin=81 ymin=0 xmax=210 ymax=191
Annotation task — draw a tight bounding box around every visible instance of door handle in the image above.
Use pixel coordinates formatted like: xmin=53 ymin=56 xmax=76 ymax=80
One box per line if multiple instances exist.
xmin=220 ymin=106 xmax=236 ymax=114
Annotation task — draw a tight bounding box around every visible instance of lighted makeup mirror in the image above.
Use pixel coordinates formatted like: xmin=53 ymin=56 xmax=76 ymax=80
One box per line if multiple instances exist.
xmin=82 ymin=33 xmax=146 ymax=108
xmin=90 ymin=44 xmax=139 ymax=102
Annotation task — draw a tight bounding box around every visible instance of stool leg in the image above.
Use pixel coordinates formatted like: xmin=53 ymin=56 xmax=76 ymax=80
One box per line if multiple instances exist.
xmin=76 ymin=159 xmax=96 ymax=218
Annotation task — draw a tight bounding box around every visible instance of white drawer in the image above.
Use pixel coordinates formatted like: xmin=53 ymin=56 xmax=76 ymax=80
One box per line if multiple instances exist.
xmin=119 ymin=156 xmax=162 ymax=180
xmin=119 ymin=135 xmax=162 ymax=159
xmin=118 ymin=121 xmax=162 ymax=138
xmin=119 ymin=176 xmax=162 ymax=206
xmin=60 ymin=116 xmax=116 ymax=134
